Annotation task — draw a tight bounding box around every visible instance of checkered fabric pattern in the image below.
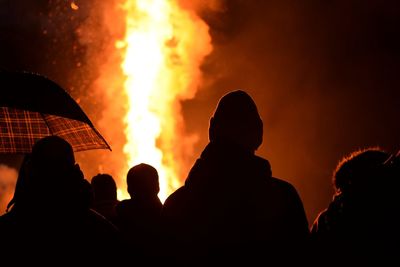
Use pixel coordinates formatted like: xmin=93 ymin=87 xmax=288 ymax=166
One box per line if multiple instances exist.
xmin=0 ymin=107 xmax=110 ymax=153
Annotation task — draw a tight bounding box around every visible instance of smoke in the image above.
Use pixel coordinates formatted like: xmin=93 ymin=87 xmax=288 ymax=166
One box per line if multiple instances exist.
xmin=183 ymin=0 xmax=400 ymax=223
xmin=0 ymin=165 xmax=18 ymax=215
xmin=71 ymin=0 xmax=128 ymax=192
xmin=178 ymin=0 xmax=226 ymax=13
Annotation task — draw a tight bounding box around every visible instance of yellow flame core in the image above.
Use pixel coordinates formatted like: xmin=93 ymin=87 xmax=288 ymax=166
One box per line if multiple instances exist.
xmin=118 ymin=0 xmax=212 ymax=202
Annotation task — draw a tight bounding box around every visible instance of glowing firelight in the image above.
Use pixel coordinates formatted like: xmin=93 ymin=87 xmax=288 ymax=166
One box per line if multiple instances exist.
xmin=70 ymin=2 xmax=79 ymax=11
xmin=117 ymin=0 xmax=212 ymax=201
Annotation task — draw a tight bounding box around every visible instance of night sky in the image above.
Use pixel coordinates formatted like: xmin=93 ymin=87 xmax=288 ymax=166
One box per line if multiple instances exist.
xmin=1 ymin=0 xmax=400 ymax=223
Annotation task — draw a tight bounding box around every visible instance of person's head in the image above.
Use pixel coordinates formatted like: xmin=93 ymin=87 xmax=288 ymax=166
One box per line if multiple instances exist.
xmin=333 ymin=147 xmax=390 ymax=195
xmin=30 ymin=135 xmax=75 ymax=179
xmin=127 ymin=163 xmax=159 ymax=198
xmin=15 ymin=136 xmax=88 ymax=211
xmin=209 ymin=90 xmax=263 ymax=153
xmin=91 ymin=174 xmax=118 ymax=202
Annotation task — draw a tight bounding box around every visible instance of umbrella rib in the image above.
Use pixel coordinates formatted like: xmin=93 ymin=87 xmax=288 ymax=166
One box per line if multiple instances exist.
xmin=0 ymin=71 xmax=112 ymax=152
xmin=40 ymin=113 xmax=111 ymax=151
xmin=40 ymin=113 xmax=53 ymax=135
xmin=91 ymin=125 xmax=112 ymax=151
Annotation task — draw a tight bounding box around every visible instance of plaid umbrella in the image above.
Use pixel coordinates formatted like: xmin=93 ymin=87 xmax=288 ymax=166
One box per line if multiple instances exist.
xmin=0 ymin=71 xmax=111 ymax=153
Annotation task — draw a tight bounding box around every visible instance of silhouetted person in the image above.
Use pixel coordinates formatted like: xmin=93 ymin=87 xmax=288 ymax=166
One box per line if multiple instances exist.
xmin=311 ymin=148 xmax=399 ymax=266
xmin=5 ymin=153 xmax=31 ymax=214
xmin=0 ymin=136 xmax=121 ymax=264
xmin=162 ymin=90 xmax=309 ymax=266
xmin=91 ymin=173 xmax=120 ymax=224
xmin=116 ymin=163 xmax=163 ymax=263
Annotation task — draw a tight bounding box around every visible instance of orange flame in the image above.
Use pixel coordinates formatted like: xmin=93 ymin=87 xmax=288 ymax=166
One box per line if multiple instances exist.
xmin=70 ymin=2 xmax=79 ymax=11
xmin=115 ymin=0 xmax=212 ymax=201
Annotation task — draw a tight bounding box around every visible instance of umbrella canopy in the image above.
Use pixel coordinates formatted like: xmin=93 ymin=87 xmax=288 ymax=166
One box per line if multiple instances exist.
xmin=0 ymin=71 xmax=111 ymax=153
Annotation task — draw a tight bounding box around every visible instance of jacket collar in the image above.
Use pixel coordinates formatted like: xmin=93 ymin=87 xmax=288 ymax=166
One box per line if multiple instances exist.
xmin=184 ymin=141 xmax=272 ymax=189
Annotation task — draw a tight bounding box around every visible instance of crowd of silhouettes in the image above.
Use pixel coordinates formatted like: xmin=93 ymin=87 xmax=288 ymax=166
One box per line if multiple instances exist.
xmin=0 ymin=90 xmax=399 ymax=265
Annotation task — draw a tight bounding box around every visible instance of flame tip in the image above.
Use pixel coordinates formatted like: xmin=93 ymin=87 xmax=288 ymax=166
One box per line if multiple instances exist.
xmin=98 ymin=0 xmax=212 ymax=203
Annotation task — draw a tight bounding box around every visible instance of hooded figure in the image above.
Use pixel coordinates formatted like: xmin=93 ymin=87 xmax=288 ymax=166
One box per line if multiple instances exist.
xmin=162 ymin=90 xmax=309 ymax=266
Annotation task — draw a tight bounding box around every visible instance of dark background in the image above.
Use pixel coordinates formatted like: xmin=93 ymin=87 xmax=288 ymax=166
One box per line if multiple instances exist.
xmin=1 ymin=0 xmax=399 ymax=223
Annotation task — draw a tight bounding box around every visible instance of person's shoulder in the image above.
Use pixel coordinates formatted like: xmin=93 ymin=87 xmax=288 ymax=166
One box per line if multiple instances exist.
xmin=164 ymin=186 xmax=187 ymax=206
xmin=115 ymin=198 xmax=135 ymax=214
xmin=162 ymin=186 xmax=192 ymax=215
xmin=254 ymin=155 xmax=272 ymax=177
xmin=0 ymin=211 xmax=14 ymax=227
xmin=162 ymin=186 xmax=194 ymax=225
xmin=270 ymin=176 xmax=295 ymax=188
xmin=116 ymin=199 xmax=131 ymax=207
xmin=268 ymin=176 xmax=300 ymax=196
